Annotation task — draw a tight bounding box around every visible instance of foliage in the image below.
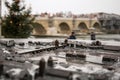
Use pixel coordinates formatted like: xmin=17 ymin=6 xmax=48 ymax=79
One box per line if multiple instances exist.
xmin=1 ymin=0 xmax=35 ymax=38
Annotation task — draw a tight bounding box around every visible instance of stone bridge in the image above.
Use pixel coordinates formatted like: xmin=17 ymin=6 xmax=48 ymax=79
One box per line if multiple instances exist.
xmin=32 ymin=17 xmax=101 ymax=35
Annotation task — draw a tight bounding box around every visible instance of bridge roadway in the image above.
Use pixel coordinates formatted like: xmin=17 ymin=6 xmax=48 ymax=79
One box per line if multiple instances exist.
xmin=17 ymin=45 xmax=65 ymax=54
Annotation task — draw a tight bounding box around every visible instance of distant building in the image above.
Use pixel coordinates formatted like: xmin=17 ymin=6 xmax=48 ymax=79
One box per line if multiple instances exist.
xmin=97 ymin=12 xmax=120 ymax=34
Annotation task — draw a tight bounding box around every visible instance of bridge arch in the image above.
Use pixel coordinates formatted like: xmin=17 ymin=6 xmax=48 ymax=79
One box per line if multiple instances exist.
xmin=33 ymin=23 xmax=47 ymax=35
xmin=59 ymin=22 xmax=70 ymax=34
xmin=93 ymin=22 xmax=101 ymax=31
xmin=78 ymin=22 xmax=88 ymax=33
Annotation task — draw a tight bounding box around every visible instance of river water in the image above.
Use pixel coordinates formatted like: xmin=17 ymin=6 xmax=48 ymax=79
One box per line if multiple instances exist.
xmin=33 ymin=34 xmax=120 ymax=41
xmin=77 ymin=34 xmax=120 ymax=41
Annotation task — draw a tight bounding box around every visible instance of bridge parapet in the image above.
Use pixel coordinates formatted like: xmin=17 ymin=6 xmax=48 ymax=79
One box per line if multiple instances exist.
xmin=75 ymin=17 xmax=98 ymax=20
xmin=35 ymin=17 xmax=49 ymax=20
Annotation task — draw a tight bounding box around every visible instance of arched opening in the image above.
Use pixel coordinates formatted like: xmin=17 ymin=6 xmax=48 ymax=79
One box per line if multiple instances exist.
xmin=113 ymin=24 xmax=119 ymax=30
xmin=78 ymin=22 xmax=88 ymax=33
xmin=93 ymin=22 xmax=101 ymax=31
xmin=59 ymin=22 xmax=70 ymax=34
xmin=33 ymin=23 xmax=47 ymax=35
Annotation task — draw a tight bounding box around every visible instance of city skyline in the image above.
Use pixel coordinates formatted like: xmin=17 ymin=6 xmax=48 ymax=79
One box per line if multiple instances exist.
xmin=1 ymin=0 xmax=120 ymax=16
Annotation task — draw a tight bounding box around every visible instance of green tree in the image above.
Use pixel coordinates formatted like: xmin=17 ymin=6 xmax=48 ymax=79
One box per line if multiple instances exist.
xmin=1 ymin=0 xmax=35 ymax=38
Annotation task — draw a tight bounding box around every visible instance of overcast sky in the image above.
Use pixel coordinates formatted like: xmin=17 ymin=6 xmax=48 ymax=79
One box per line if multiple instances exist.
xmin=2 ymin=0 xmax=120 ymax=16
